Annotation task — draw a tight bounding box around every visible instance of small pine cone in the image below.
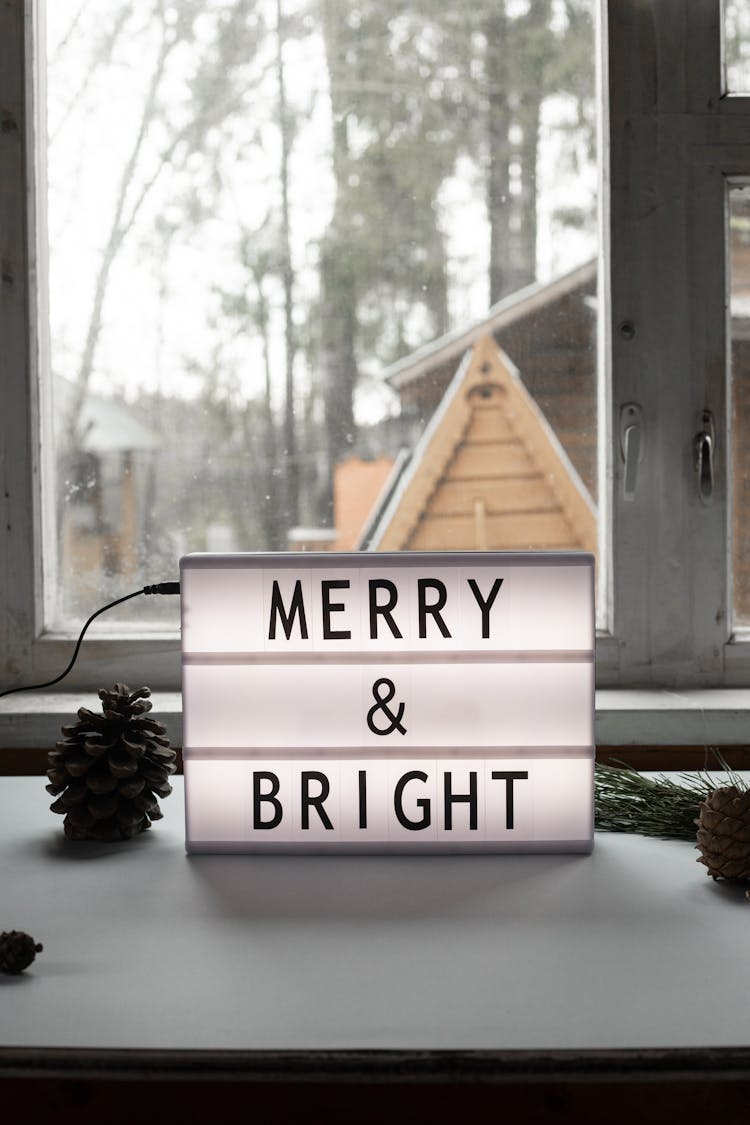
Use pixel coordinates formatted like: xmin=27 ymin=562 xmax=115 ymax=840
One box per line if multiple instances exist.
xmin=0 ymin=930 xmax=43 ymax=974
xmin=696 ymin=786 xmax=750 ymax=881
xmin=46 ymin=684 xmax=177 ymax=842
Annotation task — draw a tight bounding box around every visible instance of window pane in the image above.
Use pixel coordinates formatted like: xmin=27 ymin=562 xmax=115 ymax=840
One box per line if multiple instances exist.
xmin=44 ymin=0 xmax=598 ymax=628
xmin=725 ymin=0 xmax=750 ymax=93
xmin=731 ymin=184 xmax=750 ymax=624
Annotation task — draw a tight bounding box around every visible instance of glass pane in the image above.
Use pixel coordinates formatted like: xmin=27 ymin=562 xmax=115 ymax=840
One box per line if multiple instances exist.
xmin=44 ymin=0 xmax=598 ymax=628
xmin=731 ymin=184 xmax=750 ymax=623
xmin=725 ymin=0 xmax=750 ymax=93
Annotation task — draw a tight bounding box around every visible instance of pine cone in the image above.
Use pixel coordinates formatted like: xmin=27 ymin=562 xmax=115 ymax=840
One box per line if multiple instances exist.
xmin=0 ymin=930 xmax=43 ymax=974
xmin=46 ymin=684 xmax=176 ymax=841
xmin=695 ymin=786 xmax=750 ymax=881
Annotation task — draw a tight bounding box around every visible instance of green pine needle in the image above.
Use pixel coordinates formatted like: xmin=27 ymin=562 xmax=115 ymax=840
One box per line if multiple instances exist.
xmin=594 ymin=753 xmax=747 ymax=840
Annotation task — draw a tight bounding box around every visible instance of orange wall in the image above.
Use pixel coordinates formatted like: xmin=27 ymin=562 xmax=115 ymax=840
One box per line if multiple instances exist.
xmin=334 ymin=456 xmax=395 ymax=551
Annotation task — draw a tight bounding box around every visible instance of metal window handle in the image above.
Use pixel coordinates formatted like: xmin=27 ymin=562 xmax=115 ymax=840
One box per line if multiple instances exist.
xmin=695 ymin=411 xmax=715 ymax=505
xmin=623 ymin=423 xmax=641 ymax=500
xmin=619 ymin=403 xmax=644 ymax=501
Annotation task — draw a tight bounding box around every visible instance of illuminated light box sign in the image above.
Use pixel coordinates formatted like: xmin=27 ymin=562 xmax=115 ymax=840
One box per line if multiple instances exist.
xmin=180 ymin=551 xmax=594 ymax=853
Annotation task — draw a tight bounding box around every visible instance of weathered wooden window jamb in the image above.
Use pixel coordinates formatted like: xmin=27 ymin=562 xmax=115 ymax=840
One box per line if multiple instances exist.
xmin=603 ymin=0 xmax=750 ymax=690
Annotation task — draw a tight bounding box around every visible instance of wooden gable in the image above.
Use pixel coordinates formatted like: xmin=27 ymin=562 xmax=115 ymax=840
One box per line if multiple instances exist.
xmin=385 ymin=260 xmax=597 ymax=502
xmin=366 ymin=333 xmax=596 ymax=554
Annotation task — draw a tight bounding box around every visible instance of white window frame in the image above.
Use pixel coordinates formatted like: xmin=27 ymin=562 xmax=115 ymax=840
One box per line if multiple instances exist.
xmin=600 ymin=0 xmax=750 ymax=693
xmin=3 ymin=1 xmax=750 ymax=746
xmin=1 ymin=2 xmax=181 ymax=695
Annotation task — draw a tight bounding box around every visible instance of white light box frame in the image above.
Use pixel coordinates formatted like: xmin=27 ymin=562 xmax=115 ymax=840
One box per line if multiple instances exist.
xmin=180 ymin=551 xmax=595 ymax=853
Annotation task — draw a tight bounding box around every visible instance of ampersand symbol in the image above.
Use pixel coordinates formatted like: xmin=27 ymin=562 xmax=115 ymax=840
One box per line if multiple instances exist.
xmin=366 ymin=677 xmax=407 ymax=736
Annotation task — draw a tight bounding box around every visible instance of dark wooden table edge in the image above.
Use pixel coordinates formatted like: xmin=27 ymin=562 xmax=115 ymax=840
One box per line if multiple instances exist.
xmin=6 ymin=746 xmax=750 ymax=776
xmin=2 ymin=1046 xmax=750 ymax=1084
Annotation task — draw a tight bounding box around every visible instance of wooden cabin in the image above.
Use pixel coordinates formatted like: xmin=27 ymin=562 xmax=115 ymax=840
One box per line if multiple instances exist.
xmin=360 ymin=332 xmax=596 ymax=554
xmin=385 ymin=260 xmax=597 ymax=505
xmin=56 ymin=380 xmax=159 ymax=607
xmin=360 ymin=261 xmax=597 ymax=555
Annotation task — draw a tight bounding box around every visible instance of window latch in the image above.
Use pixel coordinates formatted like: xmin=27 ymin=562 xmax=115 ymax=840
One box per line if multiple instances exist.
xmin=695 ymin=410 xmax=715 ymax=505
xmin=619 ymin=403 xmax=644 ymax=501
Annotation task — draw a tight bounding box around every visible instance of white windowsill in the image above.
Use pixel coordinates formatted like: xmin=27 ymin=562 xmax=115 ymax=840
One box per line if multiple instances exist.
xmin=3 ymin=688 xmax=750 ymax=751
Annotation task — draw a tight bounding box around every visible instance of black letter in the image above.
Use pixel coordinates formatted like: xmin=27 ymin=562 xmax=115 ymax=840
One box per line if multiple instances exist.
xmin=301 ymin=771 xmax=334 ymax=829
xmin=444 ymin=770 xmax=478 ymax=830
xmin=468 ymin=577 xmax=504 ymax=639
xmin=268 ymin=579 xmax=308 ymax=640
xmin=394 ymin=770 xmax=431 ymax=830
xmin=369 ymin=579 xmax=403 ymax=639
xmin=418 ymin=579 xmax=451 ymax=639
xmin=358 ymin=770 xmax=367 ymax=829
xmin=253 ymin=772 xmax=283 ymax=829
xmin=491 ymin=771 xmax=529 ymax=830
xmin=322 ymin=580 xmax=351 ymax=640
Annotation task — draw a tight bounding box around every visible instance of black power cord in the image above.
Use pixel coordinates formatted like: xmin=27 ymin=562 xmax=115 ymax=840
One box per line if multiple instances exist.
xmin=0 ymin=582 xmax=181 ymax=700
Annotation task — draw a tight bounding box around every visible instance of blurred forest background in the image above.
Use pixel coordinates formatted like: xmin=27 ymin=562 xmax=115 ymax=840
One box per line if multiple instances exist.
xmin=46 ymin=0 xmax=600 ymax=620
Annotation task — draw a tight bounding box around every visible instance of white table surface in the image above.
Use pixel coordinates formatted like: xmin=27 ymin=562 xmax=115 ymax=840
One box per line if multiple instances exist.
xmin=1 ymin=776 xmax=749 ymax=1056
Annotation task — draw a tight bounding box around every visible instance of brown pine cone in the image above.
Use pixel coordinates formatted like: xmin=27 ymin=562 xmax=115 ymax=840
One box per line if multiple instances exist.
xmin=0 ymin=930 xmax=43 ymax=974
xmin=696 ymin=786 xmax=750 ymax=881
xmin=46 ymin=684 xmax=176 ymax=841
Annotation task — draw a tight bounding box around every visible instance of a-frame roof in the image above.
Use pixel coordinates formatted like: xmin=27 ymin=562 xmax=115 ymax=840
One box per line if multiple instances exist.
xmin=361 ymin=333 xmax=596 ymax=554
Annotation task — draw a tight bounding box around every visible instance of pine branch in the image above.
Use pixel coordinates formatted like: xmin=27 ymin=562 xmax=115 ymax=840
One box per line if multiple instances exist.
xmin=594 ymin=755 xmax=747 ymax=840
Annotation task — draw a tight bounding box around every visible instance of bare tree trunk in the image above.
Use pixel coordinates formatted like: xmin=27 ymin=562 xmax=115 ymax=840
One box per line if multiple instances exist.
xmin=319 ymin=241 xmax=357 ymax=522
xmin=427 ymin=224 xmax=450 ymax=338
xmin=63 ymin=18 xmax=176 ymax=452
xmin=485 ymin=5 xmax=514 ymax=304
xmin=485 ymin=0 xmax=548 ymax=303
xmin=48 ymin=7 xmax=130 ymax=146
xmin=275 ymin=0 xmax=299 ymax=533
xmin=511 ymin=0 xmax=550 ymax=291
xmin=252 ymin=269 xmax=285 ymax=550
xmin=62 ymin=1 xmax=258 ymax=455
xmin=318 ymin=0 xmax=359 ymax=527
xmin=516 ymin=90 xmax=541 ymax=289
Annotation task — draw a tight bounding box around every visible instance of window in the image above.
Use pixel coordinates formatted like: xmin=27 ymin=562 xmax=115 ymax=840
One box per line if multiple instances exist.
xmin=44 ymin=0 xmax=599 ymax=627
xmin=600 ymin=0 xmax=748 ymax=691
xmin=2 ymin=2 xmax=749 ymax=744
xmin=725 ymin=0 xmax=750 ymax=93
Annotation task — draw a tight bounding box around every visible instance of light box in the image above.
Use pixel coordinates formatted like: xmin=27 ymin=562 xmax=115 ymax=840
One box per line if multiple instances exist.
xmin=180 ymin=551 xmax=595 ymax=853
